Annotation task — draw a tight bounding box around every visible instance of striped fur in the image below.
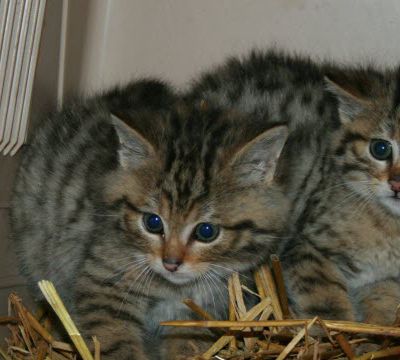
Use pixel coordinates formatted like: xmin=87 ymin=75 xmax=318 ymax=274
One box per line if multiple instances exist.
xmin=10 ymin=79 xmax=289 ymax=359
xmin=188 ymin=50 xmax=400 ymax=324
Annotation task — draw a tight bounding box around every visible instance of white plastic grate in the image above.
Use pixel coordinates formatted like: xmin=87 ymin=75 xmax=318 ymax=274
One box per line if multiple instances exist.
xmin=0 ymin=0 xmax=46 ymax=156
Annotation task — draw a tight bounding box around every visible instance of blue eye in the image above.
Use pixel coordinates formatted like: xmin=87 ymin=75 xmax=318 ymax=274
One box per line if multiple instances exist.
xmin=194 ymin=223 xmax=220 ymax=243
xmin=370 ymin=139 xmax=392 ymax=161
xmin=143 ymin=213 xmax=163 ymax=233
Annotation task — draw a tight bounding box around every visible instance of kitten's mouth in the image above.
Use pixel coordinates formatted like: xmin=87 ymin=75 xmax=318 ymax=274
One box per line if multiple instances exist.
xmin=160 ymin=270 xmax=197 ymax=285
xmin=151 ymin=262 xmax=199 ymax=285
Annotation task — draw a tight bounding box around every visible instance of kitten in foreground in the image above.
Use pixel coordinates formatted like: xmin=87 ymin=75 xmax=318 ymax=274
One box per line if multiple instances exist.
xmin=188 ymin=49 xmax=400 ymax=325
xmin=10 ymin=79 xmax=289 ymax=359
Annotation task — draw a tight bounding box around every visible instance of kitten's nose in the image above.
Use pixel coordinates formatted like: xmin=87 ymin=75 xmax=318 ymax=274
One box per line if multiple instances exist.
xmin=390 ymin=180 xmax=400 ymax=193
xmin=162 ymin=257 xmax=182 ymax=272
xmin=389 ymin=174 xmax=400 ymax=192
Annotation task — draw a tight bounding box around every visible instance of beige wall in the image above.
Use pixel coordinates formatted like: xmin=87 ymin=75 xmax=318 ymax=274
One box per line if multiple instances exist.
xmin=64 ymin=0 xmax=400 ymax=97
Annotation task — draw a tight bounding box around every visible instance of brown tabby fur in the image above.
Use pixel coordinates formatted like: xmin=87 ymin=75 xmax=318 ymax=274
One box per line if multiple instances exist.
xmin=11 ymin=79 xmax=289 ymax=359
xmin=188 ymin=50 xmax=400 ymax=325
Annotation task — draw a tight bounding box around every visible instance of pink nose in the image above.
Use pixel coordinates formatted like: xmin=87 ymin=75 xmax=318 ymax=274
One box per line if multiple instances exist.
xmin=390 ymin=180 xmax=400 ymax=193
xmin=162 ymin=258 xmax=182 ymax=272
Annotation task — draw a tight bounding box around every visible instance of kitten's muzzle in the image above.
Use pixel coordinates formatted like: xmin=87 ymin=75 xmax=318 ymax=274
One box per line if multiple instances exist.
xmin=162 ymin=257 xmax=182 ymax=272
xmin=389 ymin=179 xmax=400 ymax=194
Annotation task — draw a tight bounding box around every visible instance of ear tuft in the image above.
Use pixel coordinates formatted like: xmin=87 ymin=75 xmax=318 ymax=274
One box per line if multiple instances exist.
xmin=111 ymin=114 xmax=155 ymax=169
xmin=231 ymin=126 xmax=288 ymax=185
xmin=324 ymin=72 xmax=371 ymax=123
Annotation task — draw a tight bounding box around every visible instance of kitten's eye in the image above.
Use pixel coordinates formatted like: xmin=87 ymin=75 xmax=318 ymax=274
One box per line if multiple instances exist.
xmin=143 ymin=213 xmax=164 ymax=234
xmin=370 ymin=139 xmax=392 ymax=161
xmin=194 ymin=223 xmax=220 ymax=243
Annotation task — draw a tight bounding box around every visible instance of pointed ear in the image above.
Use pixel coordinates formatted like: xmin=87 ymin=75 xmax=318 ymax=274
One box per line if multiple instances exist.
xmin=324 ymin=73 xmax=371 ymax=123
xmin=111 ymin=114 xmax=155 ymax=169
xmin=230 ymin=126 xmax=288 ymax=185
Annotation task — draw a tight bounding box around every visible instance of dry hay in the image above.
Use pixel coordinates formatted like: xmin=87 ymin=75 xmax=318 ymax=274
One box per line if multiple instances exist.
xmin=0 ymin=281 xmax=98 ymax=360
xmin=1 ymin=257 xmax=400 ymax=359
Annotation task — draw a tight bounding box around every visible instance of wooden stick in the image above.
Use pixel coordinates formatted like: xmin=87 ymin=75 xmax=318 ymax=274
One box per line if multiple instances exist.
xmin=254 ymin=270 xmax=266 ymax=298
xmin=231 ymin=273 xmax=247 ymax=316
xmin=93 ymin=336 xmax=101 ymax=360
xmin=161 ymin=319 xmax=309 ymax=328
xmin=9 ymin=294 xmax=35 ymax=348
xmin=18 ymin=325 xmax=33 ymax=355
xmin=230 ymin=297 xmax=272 ymax=331
xmin=254 ymin=305 xmax=273 ymax=332
xmin=183 ymin=298 xmax=226 ymax=335
xmin=161 ymin=319 xmax=400 ymax=336
xmin=270 ymin=255 xmax=291 ymax=319
xmin=51 ymin=341 xmax=75 ymax=352
xmin=183 ymin=299 xmax=215 ymax=321
xmin=0 ymin=317 xmax=19 ymax=325
xmin=201 ymin=297 xmax=272 ymax=359
xmin=38 ymin=280 xmax=94 ymax=360
xmin=276 ymin=316 xmax=318 ymax=360
xmin=230 ymin=272 xmax=256 ymax=350
xmin=335 ymin=333 xmax=354 ymax=359
xmin=25 ymin=310 xmax=54 ymax=344
xmin=36 ymin=340 xmax=48 ymax=360
xmin=255 ymin=265 xmax=283 ymax=320
xmin=227 ymin=285 xmax=237 ymax=350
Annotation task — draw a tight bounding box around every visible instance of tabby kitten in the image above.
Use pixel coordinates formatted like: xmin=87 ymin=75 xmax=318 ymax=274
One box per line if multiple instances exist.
xmin=283 ymin=71 xmax=400 ymax=324
xmin=11 ymin=79 xmax=289 ymax=359
xmin=187 ymin=50 xmax=400 ymax=324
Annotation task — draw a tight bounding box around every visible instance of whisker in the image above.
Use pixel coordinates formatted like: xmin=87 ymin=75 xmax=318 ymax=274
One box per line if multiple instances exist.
xmin=203 ymin=273 xmax=217 ymax=317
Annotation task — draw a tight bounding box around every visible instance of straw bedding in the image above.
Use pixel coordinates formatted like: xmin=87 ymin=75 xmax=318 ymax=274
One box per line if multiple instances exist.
xmin=1 ymin=258 xmax=400 ymax=360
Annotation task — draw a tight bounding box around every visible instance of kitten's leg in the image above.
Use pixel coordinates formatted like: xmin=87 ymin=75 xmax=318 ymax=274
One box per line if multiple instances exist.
xmin=283 ymin=243 xmax=355 ymax=321
xmin=74 ymin=275 xmax=149 ymax=360
xmin=76 ymin=307 xmax=149 ymax=360
xmin=353 ymin=279 xmax=400 ymax=325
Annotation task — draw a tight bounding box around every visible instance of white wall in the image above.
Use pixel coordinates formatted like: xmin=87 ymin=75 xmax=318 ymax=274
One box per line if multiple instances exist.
xmin=63 ymin=0 xmax=400 ymax=98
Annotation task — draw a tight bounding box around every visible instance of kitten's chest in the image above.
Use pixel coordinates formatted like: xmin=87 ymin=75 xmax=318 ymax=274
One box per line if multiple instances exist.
xmin=347 ymin=235 xmax=400 ymax=288
xmin=146 ymin=286 xmax=227 ymax=333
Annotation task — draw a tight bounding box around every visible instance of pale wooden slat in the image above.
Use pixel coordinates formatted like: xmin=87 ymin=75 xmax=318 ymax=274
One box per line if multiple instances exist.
xmin=0 ymin=0 xmax=33 ymax=153
xmin=3 ymin=0 xmax=37 ymax=155
xmin=0 ymin=0 xmax=25 ymax=142
xmin=10 ymin=0 xmax=46 ymax=155
xmin=0 ymin=0 xmax=17 ymax=142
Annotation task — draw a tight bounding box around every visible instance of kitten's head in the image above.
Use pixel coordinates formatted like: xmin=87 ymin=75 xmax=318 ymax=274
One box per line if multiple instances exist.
xmin=106 ymin=104 xmax=288 ymax=285
xmin=326 ymin=68 xmax=400 ymax=216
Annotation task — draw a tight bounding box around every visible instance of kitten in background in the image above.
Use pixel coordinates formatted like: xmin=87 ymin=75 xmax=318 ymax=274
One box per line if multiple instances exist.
xmin=187 ymin=49 xmax=400 ymax=325
xmin=10 ymin=79 xmax=289 ymax=359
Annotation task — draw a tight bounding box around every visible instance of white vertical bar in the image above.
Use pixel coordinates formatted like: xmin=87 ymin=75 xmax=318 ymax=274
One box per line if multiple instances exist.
xmin=0 ymin=0 xmax=11 ymax=55
xmin=8 ymin=0 xmax=39 ymax=155
xmin=1 ymin=0 xmax=32 ymax=153
xmin=11 ymin=0 xmax=47 ymax=155
xmin=3 ymin=0 xmax=35 ymax=155
xmin=0 ymin=0 xmax=17 ymax=143
xmin=57 ymin=0 xmax=69 ymax=109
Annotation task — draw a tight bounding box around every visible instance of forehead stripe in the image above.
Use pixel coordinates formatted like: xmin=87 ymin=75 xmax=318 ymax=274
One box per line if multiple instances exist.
xmin=223 ymin=219 xmax=275 ymax=235
xmin=391 ymin=68 xmax=400 ymax=112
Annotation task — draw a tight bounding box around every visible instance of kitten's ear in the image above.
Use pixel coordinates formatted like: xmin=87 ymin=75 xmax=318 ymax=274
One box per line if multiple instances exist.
xmin=324 ymin=72 xmax=371 ymax=123
xmin=231 ymin=126 xmax=288 ymax=185
xmin=111 ymin=114 xmax=155 ymax=169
